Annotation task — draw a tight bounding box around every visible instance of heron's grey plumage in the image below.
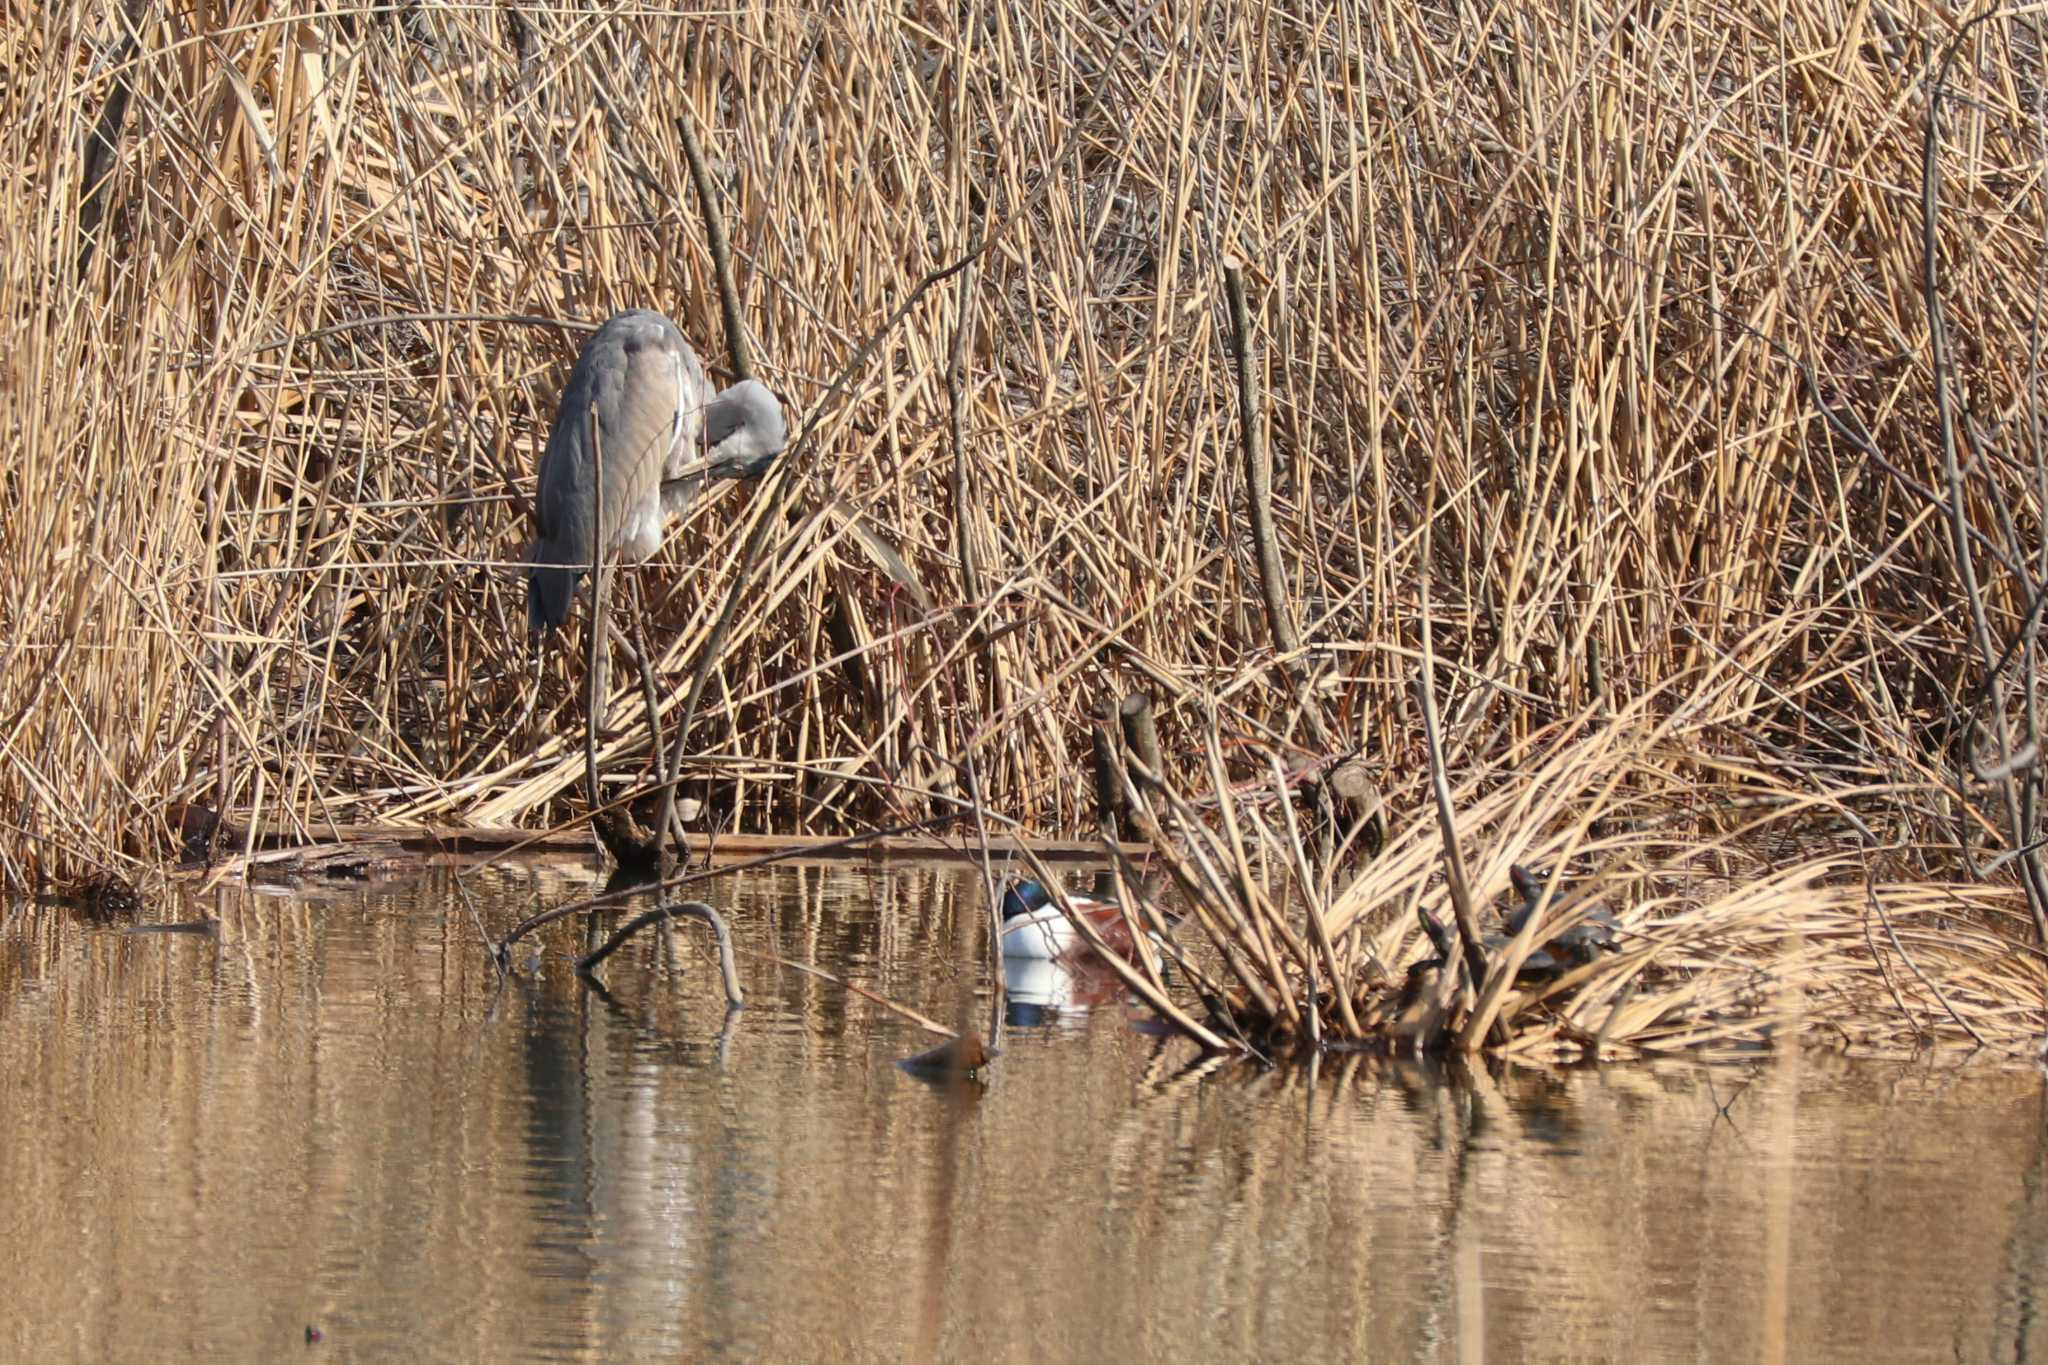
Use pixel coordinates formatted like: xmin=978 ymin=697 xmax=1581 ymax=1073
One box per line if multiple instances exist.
xmin=527 ymin=309 xmax=787 ymax=633
xmin=655 ymin=379 xmax=788 ymax=519
xmin=703 ymin=379 xmax=786 ymax=479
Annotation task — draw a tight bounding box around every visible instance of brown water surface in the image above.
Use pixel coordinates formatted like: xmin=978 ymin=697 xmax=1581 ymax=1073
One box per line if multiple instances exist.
xmin=1 ymin=862 xmax=2042 ymax=1363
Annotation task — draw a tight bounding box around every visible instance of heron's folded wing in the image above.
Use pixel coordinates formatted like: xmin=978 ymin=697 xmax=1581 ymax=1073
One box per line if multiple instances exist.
xmin=592 ymin=315 xmax=692 ymax=536
xmin=536 ymin=310 xmax=715 ymax=561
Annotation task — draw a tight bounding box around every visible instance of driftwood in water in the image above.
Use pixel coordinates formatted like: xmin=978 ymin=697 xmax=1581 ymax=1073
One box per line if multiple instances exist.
xmin=577 ymin=900 xmax=744 ymax=1009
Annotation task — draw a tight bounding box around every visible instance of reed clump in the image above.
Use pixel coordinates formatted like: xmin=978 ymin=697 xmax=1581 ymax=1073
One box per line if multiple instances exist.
xmin=3 ymin=0 xmax=2046 ymax=1050
xmin=1091 ymin=693 xmax=2048 ymax=1059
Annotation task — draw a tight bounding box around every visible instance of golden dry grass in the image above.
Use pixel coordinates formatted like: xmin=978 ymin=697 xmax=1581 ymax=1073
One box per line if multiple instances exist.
xmin=3 ymin=2 xmax=2045 ymax=1047
xmin=1087 ymin=695 xmax=2048 ymax=1057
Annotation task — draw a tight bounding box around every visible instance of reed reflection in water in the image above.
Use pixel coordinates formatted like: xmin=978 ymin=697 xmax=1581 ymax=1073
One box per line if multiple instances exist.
xmin=0 ymin=863 xmax=2041 ymax=1363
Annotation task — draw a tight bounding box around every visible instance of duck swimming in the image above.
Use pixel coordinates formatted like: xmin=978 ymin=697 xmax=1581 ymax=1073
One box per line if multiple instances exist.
xmin=999 ymin=879 xmax=1149 ymax=962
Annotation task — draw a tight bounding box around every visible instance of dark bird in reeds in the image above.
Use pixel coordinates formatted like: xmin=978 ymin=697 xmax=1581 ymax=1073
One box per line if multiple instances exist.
xmin=1407 ymin=865 xmax=1622 ymax=990
xmin=1504 ymin=863 xmax=1621 ymax=966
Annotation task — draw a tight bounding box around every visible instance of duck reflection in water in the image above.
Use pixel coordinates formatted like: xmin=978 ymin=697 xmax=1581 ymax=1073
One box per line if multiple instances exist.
xmin=999 ymin=877 xmax=1183 ymax=1028
xmin=1003 ymin=952 xmax=1132 ymax=1029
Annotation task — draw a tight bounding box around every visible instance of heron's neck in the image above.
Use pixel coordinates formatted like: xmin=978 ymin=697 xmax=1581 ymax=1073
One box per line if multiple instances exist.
xmin=710 ymin=427 xmax=773 ymax=465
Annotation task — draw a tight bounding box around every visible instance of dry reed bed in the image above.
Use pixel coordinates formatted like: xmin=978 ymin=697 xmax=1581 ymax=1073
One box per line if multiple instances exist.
xmin=2 ymin=0 xmax=2045 ymax=1050
xmin=1084 ymin=691 xmax=2047 ymax=1058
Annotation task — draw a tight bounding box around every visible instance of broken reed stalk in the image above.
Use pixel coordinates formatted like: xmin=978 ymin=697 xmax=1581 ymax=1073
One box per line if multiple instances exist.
xmin=578 ymin=900 xmax=744 ymax=1008
xmin=1119 ymin=694 xmax=1162 ymax=776
xmin=1088 ymin=709 xmax=1125 ymax=898
xmin=946 ymin=256 xmax=983 ymax=608
xmin=947 ymin=717 xmax=1010 ymax=1046
xmin=675 ymin=35 xmax=752 ymax=386
xmin=1091 ymin=703 xmax=1123 ymax=841
xmin=1222 ymin=260 xmax=1300 ymax=669
xmin=1223 ymin=260 xmax=1333 ymax=768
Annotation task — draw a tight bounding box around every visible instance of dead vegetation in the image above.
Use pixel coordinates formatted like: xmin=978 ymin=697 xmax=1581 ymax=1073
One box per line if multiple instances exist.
xmin=1084 ymin=697 xmax=2048 ymax=1060
xmin=4 ymin=2 xmax=2047 ymax=1051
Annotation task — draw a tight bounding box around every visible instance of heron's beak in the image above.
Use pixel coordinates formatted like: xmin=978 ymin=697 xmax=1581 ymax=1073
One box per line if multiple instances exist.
xmin=664 ymin=453 xmax=720 ymax=482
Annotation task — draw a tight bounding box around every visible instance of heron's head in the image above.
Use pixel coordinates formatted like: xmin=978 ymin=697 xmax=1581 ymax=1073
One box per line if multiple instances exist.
xmin=703 ymin=379 xmax=788 ymax=480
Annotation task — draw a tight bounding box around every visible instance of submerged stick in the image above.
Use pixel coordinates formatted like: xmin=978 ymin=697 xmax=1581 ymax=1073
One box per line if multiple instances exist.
xmin=753 ymin=948 xmax=955 ymax=1038
xmin=578 ymin=900 xmax=744 ymax=1009
xmin=492 ymin=810 xmax=967 ymax=960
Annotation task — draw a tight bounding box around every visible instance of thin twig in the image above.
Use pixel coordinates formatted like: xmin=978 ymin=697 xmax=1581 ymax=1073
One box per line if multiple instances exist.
xmin=252 ymin=311 xmax=596 ymax=354
xmin=1921 ymin=3 xmax=2048 ymax=945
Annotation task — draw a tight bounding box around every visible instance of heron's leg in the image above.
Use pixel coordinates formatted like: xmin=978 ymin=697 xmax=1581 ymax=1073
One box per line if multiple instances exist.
xmin=583 ymin=550 xmax=613 ymax=811
xmin=607 ymin=574 xmax=667 ymax=789
xmin=632 ymin=577 xmax=670 ymax=789
xmin=633 ymin=573 xmax=694 ymax=871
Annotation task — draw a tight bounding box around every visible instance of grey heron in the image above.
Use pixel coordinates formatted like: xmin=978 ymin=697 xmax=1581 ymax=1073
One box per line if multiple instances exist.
xmin=526 ymin=308 xmax=787 ymax=633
